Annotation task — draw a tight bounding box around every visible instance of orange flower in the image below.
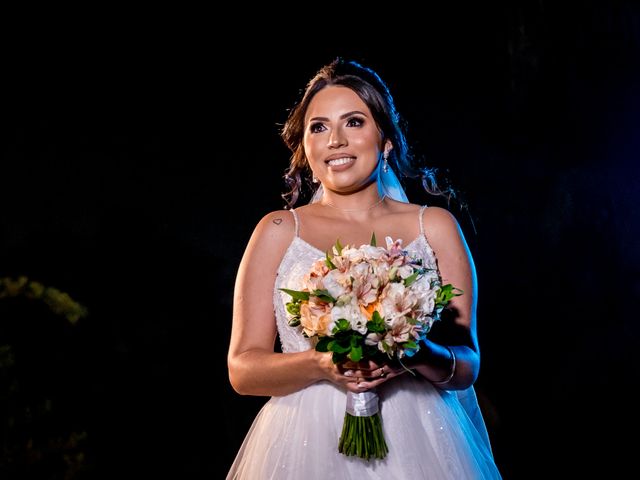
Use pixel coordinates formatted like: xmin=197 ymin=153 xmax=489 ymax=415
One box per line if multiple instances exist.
xmin=359 ymin=301 xmax=382 ymax=320
xmin=300 ymin=299 xmax=334 ymax=337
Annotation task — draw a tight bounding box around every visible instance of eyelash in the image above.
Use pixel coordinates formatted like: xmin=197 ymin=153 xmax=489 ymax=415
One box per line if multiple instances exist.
xmin=309 ymin=116 xmax=365 ymax=134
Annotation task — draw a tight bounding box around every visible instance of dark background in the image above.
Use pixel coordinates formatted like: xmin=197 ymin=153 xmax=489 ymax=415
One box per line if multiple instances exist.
xmin=2 ymin=2 xmax=639 ymax=478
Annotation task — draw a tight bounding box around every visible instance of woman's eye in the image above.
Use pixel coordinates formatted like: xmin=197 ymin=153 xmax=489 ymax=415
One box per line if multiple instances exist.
xmin=309 ymin=122 xmax=326 ymax=133
xmin=346 ymin=117 xmax=364 ymax=127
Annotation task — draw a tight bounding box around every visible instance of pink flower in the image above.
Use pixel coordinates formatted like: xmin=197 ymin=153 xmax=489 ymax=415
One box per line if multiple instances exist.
xmin=300 ymin=297 xmax=334 ymax=337
xmin=302 ymin=259 xmax=331 ymax=291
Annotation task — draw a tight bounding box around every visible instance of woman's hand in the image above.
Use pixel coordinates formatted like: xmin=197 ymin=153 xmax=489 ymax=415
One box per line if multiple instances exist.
xmin=337 ymin=359 xmax=407 ymax=393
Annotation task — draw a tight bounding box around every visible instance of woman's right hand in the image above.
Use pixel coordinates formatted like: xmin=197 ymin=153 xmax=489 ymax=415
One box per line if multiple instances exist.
xmin=324 ymin=357 xmax=405 ymax=393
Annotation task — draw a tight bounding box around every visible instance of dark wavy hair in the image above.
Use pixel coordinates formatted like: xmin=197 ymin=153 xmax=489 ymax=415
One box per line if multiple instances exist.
xmin=280 ymin=57 xmax=451 ymax=208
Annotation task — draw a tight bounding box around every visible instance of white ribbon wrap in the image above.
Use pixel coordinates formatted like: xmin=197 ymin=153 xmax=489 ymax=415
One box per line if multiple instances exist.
xmin=345 ymin=391 xmax=379 ymax=417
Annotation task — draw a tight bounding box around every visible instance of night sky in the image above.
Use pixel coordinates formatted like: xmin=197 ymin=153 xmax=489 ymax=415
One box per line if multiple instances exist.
xmin=2 ymin=3 xmax=639 ymax=478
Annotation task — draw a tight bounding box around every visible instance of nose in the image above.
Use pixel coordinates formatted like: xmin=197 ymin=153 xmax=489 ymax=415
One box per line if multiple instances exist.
xmin=328 ymin=128 xmax=346 ymax=148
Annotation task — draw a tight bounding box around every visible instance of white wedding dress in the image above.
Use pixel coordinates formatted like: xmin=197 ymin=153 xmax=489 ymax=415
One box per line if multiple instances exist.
xmin=226 ymin=206 xmax=502 ymax=479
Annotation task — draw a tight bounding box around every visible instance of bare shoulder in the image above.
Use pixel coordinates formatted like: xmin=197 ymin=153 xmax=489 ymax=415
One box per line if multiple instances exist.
xmin=421 ymin=206 xmax=477 ymax=295
xmin=422 ymin=206 xmax=461 ymax=235
xmin=250 ymin=209 xmax=297 ymax=254
xmin=235 ymin=208 xmax=298 ymax=283
xmin=421 ymin=206 xmax=469 ymax=254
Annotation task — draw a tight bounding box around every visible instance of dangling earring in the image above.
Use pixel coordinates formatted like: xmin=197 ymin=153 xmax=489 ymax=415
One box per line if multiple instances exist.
xmin=312 ymin=175 xmax=319 ymax=184
xmin=383 ymin=151 xmax=389 ymax=173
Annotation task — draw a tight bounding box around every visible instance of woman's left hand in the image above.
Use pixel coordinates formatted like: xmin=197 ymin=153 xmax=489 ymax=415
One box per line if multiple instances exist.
xmin=340 ymin=359 xmax=406 ymax=391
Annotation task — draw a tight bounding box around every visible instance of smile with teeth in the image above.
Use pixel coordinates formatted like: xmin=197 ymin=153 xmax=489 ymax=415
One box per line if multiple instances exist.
xmin=326 ymin=157 xmax=354 ymax=166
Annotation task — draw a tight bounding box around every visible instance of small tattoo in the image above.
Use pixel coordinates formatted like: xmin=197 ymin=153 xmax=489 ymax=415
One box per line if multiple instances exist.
xmin=272 ymin=218 xmax=283 ymax=225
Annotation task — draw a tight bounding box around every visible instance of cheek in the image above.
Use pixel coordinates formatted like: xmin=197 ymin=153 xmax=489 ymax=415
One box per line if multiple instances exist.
xmin=353 ymin=131 xmax=382 ymax=152
xmin=351 ymin=125 xmax=381 ymax=144
xmin=303 ymin=135 xmax=322 ymax=160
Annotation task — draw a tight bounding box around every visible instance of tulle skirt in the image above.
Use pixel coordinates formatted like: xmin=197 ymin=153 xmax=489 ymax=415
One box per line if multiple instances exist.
xmin=226 ymin=375 xmax=501 ymax=479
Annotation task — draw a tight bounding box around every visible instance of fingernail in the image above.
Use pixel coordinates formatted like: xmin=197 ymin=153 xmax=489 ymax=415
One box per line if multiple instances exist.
xmin=344 ymin=370 xmax=354 ymax=377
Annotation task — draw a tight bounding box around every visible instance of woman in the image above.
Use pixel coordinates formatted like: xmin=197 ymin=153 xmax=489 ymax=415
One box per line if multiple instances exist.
xmin=226 ymin=58 xmax=502 ymax=479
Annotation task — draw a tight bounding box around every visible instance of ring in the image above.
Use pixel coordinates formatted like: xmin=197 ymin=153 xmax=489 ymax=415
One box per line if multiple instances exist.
xmin=379 ymin=368 xmax=386 ymax=378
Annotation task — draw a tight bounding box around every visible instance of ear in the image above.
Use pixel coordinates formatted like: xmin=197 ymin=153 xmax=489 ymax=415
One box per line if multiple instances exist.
xmin=383 ymin=140 xmax=393 ymax=156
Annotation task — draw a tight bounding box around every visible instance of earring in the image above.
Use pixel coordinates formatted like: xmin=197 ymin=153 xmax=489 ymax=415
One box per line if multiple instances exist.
xmin=383 ymin=151 xmax=389 ymax=173
xmin=312 ymin=175 xmax=319 ymax=184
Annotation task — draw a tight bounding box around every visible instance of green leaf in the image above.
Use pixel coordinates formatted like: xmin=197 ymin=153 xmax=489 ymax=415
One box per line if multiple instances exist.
xmin=367 ymin=311 xmax=385 ymax=332
xmin=334 ymin=319 xmax=350 ymax=332
xmin=403 ymin=271 xmax=420 ymax=287
xmin=285 ymin=302 xmax=301 ymax=316
xmin=287 ymin=316 xmax=300 ymax=327
xmin=311 ymin=289 xmax=336 ymax=303
xmin=316 ymin=337 xmax=331 ymax=352
xmin=370 ymin=232 xmax=377 ymax=246
xmin=349 ymin=345 xmax=363 ymax=362
xmin=335 ymin=238 xmax=343 ymax=255
xmin=328 ymin=339 xmax=352 ymax=354
xmin=402 ymin=340 xmax=418 ymax=350
xmin=279 ymin=288 xmax=310 ymax=301
xmin=325 ymin=251 xmax=336 ymax=269
xmin=436 ymin=284 xmax=464 ymax=306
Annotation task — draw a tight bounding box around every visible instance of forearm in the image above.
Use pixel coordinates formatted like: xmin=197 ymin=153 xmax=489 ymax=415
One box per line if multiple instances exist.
xmin=228 ymin=348 xmax=327 ymax=397
xmin=405 ymin=340 xmax=479 ymax=390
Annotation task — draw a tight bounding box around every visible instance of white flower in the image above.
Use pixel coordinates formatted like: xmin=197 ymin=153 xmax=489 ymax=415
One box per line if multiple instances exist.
xmin=323 ymin=269 xmax=351 ymax=299
xmin=331 ymin=299 xmax=368 ymax=334
xmin=412 ymin=275 xmax=438 ymax=315
xmin=358 ymin=244 xmax=387 ymax=261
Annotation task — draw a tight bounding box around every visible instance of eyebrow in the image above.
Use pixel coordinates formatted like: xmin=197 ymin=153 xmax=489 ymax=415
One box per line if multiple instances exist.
xmin=308 ymin=110 xmax=368 ymax=123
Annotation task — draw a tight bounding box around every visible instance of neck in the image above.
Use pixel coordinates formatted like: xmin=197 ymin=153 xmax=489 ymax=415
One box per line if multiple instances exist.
xmin=321 ymin=194 xmax=386 ymax=212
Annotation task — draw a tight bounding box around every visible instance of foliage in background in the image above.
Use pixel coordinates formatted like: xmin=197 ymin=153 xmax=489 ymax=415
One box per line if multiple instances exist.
xmin=1 ymin=276 xmax=91 ymax=479
xmin=0 ymin=276 xmax=88 ymax=324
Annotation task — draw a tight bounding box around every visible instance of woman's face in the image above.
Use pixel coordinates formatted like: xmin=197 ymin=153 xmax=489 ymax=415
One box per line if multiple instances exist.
xmin=303 ymin=85 xmax=385 ymax=194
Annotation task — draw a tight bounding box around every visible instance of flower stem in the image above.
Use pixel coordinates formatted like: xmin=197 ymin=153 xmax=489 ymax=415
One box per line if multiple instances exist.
xmin=338 ymin=412 xmax=388 ymax=460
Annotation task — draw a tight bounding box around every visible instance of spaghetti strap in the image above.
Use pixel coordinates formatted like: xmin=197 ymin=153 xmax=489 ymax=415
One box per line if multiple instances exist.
xmin=418 ymin=205 xmax=428 ymax=236
xmin=290 ymin=209 xmax=300 ymax=237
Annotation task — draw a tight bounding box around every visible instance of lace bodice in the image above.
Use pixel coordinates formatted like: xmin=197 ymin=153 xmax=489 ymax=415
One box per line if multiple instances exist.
xmin=273 ymin=206 xmax=439 ymax=353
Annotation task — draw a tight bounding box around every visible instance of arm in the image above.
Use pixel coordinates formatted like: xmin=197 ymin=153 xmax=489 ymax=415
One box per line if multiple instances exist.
xmin=227 ymin=210 xmax=339 ymax=397
xmin=406 ymin=206 xmax=480 ymax=390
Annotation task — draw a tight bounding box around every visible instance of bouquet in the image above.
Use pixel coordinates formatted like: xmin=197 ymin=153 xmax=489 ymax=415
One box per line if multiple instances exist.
xmin=280 ymin=234 xmax=461 ymax=460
